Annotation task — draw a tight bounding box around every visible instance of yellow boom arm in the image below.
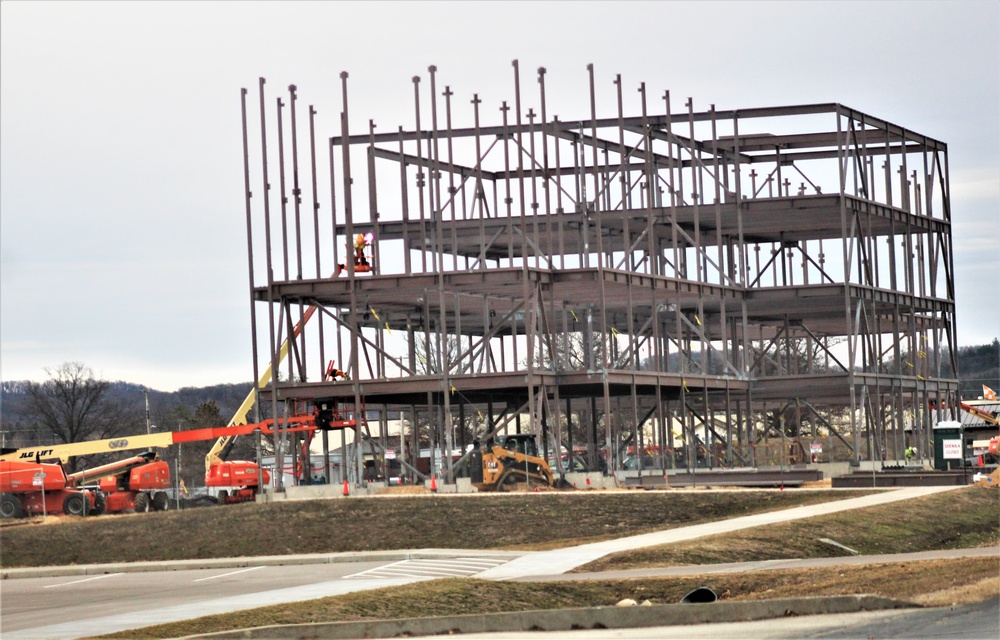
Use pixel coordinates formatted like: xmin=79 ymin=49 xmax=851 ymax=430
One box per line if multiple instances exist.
xmin=204 ymin=305 xmax=319 ymax=471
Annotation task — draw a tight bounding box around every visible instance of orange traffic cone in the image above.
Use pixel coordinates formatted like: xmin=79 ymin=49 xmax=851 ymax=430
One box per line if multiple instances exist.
xmin=342 ymin=480 xmax=350 ymax=496
xmin=430 ymin=475 xmax=438 ymax=492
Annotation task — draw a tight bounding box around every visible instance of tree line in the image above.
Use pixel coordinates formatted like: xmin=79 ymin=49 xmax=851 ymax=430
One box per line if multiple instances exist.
xmin=0 ymin=363 xmax=258 ymax=486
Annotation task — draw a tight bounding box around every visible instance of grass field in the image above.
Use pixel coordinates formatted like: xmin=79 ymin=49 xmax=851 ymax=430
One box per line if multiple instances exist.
xmin=0 ymin=488 xmax=875 ymax=568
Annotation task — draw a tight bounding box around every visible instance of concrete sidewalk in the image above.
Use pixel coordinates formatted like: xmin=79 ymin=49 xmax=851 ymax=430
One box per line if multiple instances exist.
xmin=524 ymin=545 xmax=1000 ymax=582
xmin=476 ymin=485 xmax=962 ymax=579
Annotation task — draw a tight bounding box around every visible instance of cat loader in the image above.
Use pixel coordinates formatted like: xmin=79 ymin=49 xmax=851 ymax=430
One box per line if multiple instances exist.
xmin=470 ymin=433 xmax=554 ymax=490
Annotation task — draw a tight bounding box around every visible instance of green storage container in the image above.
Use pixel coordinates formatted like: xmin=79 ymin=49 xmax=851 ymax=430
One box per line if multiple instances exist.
xmin=932 ymin=421 xmax=963 ymax=471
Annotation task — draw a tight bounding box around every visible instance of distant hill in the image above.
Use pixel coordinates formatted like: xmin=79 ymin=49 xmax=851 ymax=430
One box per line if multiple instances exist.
xmin=0 ymin=380 xmax=255 ymax=433
xmin=2 ymin=340 xmax=996 ymax=446
xmin=946 ymin=339 xmax=1000 ymax=399
xmin=139 ymin=382 xmax=256 ymax=432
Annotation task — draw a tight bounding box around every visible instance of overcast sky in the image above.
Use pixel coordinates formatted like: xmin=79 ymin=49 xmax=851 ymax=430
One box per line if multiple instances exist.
xmin=2 ymin=1 xmax=997 ymax=392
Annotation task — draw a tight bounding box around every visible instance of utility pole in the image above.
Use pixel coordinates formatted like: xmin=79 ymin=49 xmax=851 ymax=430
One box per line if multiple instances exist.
xmin=144 ymin=388 xmax=152 ymax=435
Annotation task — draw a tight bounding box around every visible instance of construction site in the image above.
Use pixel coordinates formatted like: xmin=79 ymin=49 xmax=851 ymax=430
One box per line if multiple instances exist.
xmin=230 ymin=62 xmax=967 ymax=493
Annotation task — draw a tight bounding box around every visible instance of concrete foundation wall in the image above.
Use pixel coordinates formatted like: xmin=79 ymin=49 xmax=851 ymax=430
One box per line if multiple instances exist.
xmin=188 ymin=595 xmax=913 ymax=639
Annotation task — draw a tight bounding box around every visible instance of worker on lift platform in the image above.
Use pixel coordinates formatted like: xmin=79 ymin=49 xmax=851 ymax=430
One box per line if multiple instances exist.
xmin=337 ymin=232 xmax=374 ymax=275
xmin=325 ymin=360 xmax=349 ymax=381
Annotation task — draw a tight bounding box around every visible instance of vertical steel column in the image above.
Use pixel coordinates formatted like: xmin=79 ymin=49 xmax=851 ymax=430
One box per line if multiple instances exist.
xmin=836 ymin=109 xmax=861 ymax=462
xmin=273 ymin=93 xmax=296 ymax=384
xmin=276 ymin=97 xmax=290 ymax=282
xmin=308 ymin=105 xmax=326 ymax=381
xmin=412 ymin=75 xmax=428 ymax=273
xmin=397 ymin=126 xmax=412 ymax=275
xmin=553 ymin=115 xmax=567 ymax=268
xmin=331 ymin=158 xmax=347 ymax=379
xmin=500 ymin=101 xmax=514 ymax=265
xmin=614 ymin=75 xmax=630 ymax=259
xmin=428 ymin=66 xmax=445 ymax=276
xmin=471 ymin=94 xmax=487 ymax=271
xmin=337 ymin=71 xmax=365 ymax=486
xmin=639 ymin=83 xmax=658 ymax=279
xmin=538 ymin=67 xmax=554 ymax=263
xmin=256 ymin=78 xmax=285 ymax=491
xmin=527 ymin=106 xmax=542 ymax=268
xmin=240 ymin=86 xmax=266 ymax=493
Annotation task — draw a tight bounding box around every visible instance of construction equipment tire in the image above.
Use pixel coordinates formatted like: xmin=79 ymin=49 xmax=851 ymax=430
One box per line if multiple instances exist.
xmin=495 ymin=469 xmax=514 ymax=492
xmin=134 ymin=492 xmax=150 ymax=513
xmin=0 ymin=493 xmax=26 ymax=519
xmin=217 ymin=489 xmax=229 ymax=504
xmin=90 ymin=491 xmax=106 ymax=516
xmin=151 ymin=491 xmax=169 ymax=511
xmin=63 ymin=493 xmax=89 ymax=517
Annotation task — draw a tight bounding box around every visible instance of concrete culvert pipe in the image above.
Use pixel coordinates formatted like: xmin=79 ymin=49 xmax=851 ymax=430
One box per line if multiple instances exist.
xmin=681 ymin=586 xmax=718 ymax=603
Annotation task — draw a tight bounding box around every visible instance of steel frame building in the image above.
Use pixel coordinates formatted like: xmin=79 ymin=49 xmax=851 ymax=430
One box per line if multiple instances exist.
xmin=239 ymin=64 xmax=960 ymax=486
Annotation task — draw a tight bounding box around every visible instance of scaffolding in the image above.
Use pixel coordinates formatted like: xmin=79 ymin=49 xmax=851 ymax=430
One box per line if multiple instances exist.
xmin=239 ymin=64 xmax=961 ymax=487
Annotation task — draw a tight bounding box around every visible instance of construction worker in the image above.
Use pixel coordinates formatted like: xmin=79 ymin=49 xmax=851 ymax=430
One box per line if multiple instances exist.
xmin=353 ymin=232 xmax=374 ymax=269
xmin=353 ymin=233 xmax=367 ymax=267
xmin=324 ymin=360 xmax=349 ymax=381
xmin=336 ymin=232 xmax=374 ymax=274
xmin=904 ymin=446 xmax=917 ymax=462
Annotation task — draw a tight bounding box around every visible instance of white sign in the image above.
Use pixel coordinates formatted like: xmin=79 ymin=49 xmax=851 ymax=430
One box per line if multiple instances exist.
xmin=942 ymin=440 xmax=962 ymax=460
xmin=384 ymin=449 xmax=396 ymax=460
xmin=810 ymin=443 xmax=823 ymax=454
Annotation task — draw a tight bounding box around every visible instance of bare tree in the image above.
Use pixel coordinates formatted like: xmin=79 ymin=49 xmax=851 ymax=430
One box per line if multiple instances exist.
xmin=407 ymin=331 xmax=461 ymax=375
xmin=23 ymin=362 xmax=139 ymax=470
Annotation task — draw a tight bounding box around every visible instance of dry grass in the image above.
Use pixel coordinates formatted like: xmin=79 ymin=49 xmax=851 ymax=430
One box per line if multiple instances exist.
xmin=90 ymin=557 xmax=1000 ymax=640
xmin=914 ymin=574 xmax=1000 ymax=607
xmin=374 ymin=485 xmax=430 ymax=495
xmin=800 ymin=478 xmax=833 ymax=489
xmin=576 ymin=486 xmax=1000 ymax=572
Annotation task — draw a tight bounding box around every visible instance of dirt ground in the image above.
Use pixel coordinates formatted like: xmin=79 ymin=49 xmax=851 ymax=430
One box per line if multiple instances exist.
xmin=974 ymin=467 xmax=1000 ymax=487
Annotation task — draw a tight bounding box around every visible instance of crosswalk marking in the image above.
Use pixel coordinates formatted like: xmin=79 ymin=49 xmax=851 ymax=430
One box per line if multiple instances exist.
xmin=343 ymin=557 xmax=508 ymax=580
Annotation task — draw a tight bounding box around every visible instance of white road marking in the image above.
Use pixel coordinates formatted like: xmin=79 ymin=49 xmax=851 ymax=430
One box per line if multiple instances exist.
xmin=192 ymin=566 xmax=267 ymax=582
xmin=43 ymin=573 xmax=123 ymax=589
xmin=343 ymin=557 xmax=509 ymax=580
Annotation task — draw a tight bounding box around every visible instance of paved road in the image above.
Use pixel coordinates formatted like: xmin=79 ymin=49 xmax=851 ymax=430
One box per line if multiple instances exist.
xmin=0 ymin=485 xmax=977 ymax=639
xmin=2 ymin=562 xmax=385 ymax=637
xmin=1 ymin=556 xmax=514 ymax=639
